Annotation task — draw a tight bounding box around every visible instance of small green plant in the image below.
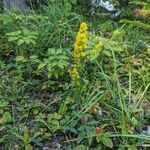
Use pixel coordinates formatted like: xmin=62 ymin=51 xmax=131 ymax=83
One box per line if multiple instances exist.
xmin=11 ymin=128 xmax=32 ymax=150
xmin=6 ymin=28 xmax=38 ymax=55
xmin=0 ymin=99 xmax=12 ymax=127
xmin=96 ymin=132 xmax=113 ymax=149
xmin=38 ymin=48 xmax=69 ymax=78
xmin=15 ymin=55 xmax=40 ymax=77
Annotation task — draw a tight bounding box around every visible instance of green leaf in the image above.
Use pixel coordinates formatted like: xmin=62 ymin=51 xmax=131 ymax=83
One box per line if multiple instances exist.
xmin=53 ymin=70 xmax=59 ymax=78
xmin=47 ymin=114 xmax=52 ymax=124
xmin=127 ymin=145 xmax=138 ymax=150
xmin=47 ymin=64 xmax=52 ymax=71
xmin=30 ymin=55 xmax=38 ymax=59
xmin=29 ymin=39 xmax=36 ymax=45
xmin=58 ymin=64 xmax=64 ymax=69
xmin=102 ymin=51 xmax=112 ymax=57
xmin=30 ymin=55 xmax=40 ymax=63
xmin=71 ymin=0 xmax=77 ymax=5
xmin=50 ymin=120 xmax=61 ymax=132
xmin=77 ymin=132 xmax=85 ymax=144
xmin=16 ymin=56 xmax=25 ymax=61
xmin=23 ymin=28 xmax=29 ymax=35
xmin=25 ymin=144 xmax=32 ymax=150
xmin=58 ymin=102 xmax=68 ymax=116
xmin=33 ymin=110 xmax=39 ymax=115
xmin=6 ymin=30 xmax=21 ymax=36
xmin=23 ymin=130 xmax=31 ymax=144
xmin=47 ymin=72 xmax=52 ymax=78
xmin=17 ymin=39 xmax=25 ymax=46
xmin=53 ymin=112 xmax=62 ymax=120
xmin=96 ymin=135 xmax=103 ymax=143
xmin=102 ymin=137 xmax=113 ymax=148
xmin=131 ymin=117 xmax=139 ymax=126
xmin=14 ymin=145 xmax=21 ymax=150
xmin=48 ymin=48 xmax=55 ymax=55
xmin=8 ymin=36 xmax=19 ymax=42
xmin=38 ymin=62 xmax=46 ymax=69
xmin=70 ymin=128 xmax=78 ymax=134
xmin=30 ymin=31 xmax=38 ymax=36
xmin=2 ymin=112 xmax=12 ymax=123
xmin=64 ymin=2 xmax=72 ymax=12
xmin=28 ymin=35 xmax=37 ymax=40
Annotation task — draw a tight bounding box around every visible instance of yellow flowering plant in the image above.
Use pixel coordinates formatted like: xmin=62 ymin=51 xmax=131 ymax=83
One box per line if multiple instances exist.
xmin=69 ymin=22 xmax=88 ymax=86
xmin=69 ymin=22 xmax=103 ymax=86
xmin=73 ymin=22 xmax=88 ymax=66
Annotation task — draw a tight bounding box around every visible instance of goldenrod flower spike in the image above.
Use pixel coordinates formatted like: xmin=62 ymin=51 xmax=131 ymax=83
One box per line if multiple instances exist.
xmin=79 ymin=22 xmax=88 ymax=33
xmin=69 ymin=22 xmax=88 ymax=86
xmin=73 ymin=22 xmax=88 ymax=66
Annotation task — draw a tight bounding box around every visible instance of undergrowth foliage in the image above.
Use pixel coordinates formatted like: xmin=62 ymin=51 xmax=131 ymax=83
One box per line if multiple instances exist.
xmin=0 ymin=1 xmax=150 ymax=150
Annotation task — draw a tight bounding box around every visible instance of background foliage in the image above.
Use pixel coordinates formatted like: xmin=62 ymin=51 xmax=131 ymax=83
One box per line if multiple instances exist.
xmin=0 ymin=0 xmax=150 ymax=149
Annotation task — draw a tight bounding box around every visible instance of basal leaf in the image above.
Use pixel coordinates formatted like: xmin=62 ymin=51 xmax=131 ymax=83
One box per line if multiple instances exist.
xmin=102 ymin=137 xmax=113 ymax=148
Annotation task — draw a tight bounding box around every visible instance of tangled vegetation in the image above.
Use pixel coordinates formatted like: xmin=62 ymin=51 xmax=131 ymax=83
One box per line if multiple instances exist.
xmin=0 ymin=0 xmax=150 ymax=150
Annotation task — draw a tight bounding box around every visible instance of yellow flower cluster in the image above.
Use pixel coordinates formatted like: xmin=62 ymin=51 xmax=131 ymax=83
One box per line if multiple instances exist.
xmin=73 ymin=22 xmax=88 ymax=65
xmin=69 ymin=22 xmax=88 ymax=86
